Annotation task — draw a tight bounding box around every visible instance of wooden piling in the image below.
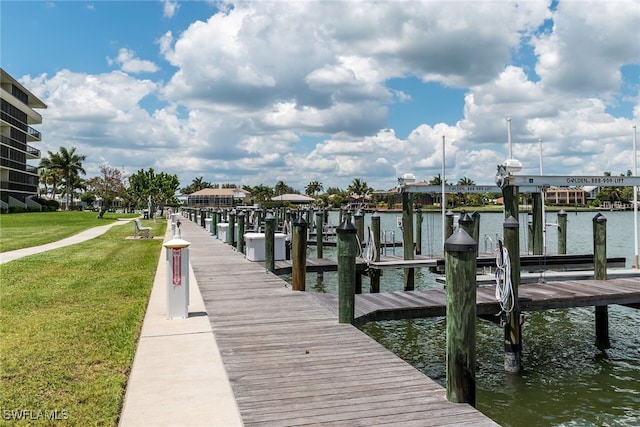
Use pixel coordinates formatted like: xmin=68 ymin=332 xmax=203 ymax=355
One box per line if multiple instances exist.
xmin=532 ymin=193 xmax=543 ymax=255
xmin=471 ymin=211 xmax=480 ymax=255
xmin=593 ymin=213 xmax=609 ymax=347
xmin=370 ymin=212 xmax=381 ymax=293
xmin=458 ymin=212 xmax=474 ymax=239
xmin=444 ymin=228 xmax=477 ymax=406
xmin=315 ymin=211 xmax=324 ymax=259
xmin=402 ymin=192 xmax=415 ymax=291
xmin=292 ymin=215 xmax=308 ymax=291
xmin=445 ymin=210 xmax=455 ymax=241
xmin=416 ymin=208 xmax=423 ymax=255
xmin=337 ymin=220 xmax=357 ymax=324
xmin=228 ymin=211 xmax=236 ymax=247
xmin=557 ymin=209 xmax=567 ymax=255
xmin=237 ymin=211 xmax=245 ymax=254
xmin=264 ymin=213 xmax=276 ymax=273
xmin=503 ymin=186 xmax=519 ymax=220
xmin=503 ymin=216 xmax=522 ymax=373
xmin=354 ymin=210 xmax=364 ymax=245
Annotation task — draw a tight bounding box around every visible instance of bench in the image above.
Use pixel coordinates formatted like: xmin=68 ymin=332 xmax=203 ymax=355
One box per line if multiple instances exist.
xmin=134 ymin=219 xmax=152 ymax=238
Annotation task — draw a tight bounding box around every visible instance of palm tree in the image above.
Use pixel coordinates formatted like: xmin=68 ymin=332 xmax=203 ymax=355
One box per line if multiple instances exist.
xmin=305 ymin=181 xmax=323 ymax=197
xmin=347 ymin=178 xmax=370 ymax=196
xmin=39 ymin=155 xmax=62 ymax=201
xmin=457 ymin=177 xmax=475 ymax=186
xmin=50 ymin=146 xmax=86 ymax=210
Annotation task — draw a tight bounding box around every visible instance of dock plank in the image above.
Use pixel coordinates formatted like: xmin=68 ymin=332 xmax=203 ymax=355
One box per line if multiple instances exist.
xmin=178 ymin=218 xmax=498 ymax=426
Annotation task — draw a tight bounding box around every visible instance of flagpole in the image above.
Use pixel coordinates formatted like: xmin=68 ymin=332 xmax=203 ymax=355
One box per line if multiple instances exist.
xmin=442 ymin=135 xmax=446 ymax=253
xmin=634 ymin=125 xmax=638 ymax=268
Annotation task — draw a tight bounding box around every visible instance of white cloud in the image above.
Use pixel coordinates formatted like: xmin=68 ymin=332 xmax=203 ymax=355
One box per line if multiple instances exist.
xmin=107 ymin=48 xmax=159 ymax=74
xmin=162 ymin=0 xmax=179 ymax=19
xmin=25 ymin=1 xmax=640 ymax=192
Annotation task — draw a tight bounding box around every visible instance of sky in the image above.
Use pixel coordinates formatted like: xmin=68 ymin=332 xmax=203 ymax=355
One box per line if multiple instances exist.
xmin=1 ymin=0 xmax=639 ymax=193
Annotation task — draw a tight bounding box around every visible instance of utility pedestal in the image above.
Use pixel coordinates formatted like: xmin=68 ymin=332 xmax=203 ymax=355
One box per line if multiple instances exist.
xmin=164 ymin=237 xmax=191 ymax=320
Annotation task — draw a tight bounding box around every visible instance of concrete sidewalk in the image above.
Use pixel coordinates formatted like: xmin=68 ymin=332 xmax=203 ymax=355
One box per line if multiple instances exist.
xmin=0 ymin=219 xmax=132 ymax=264
xmin=118 ymin=223 xmax=243 ymax=426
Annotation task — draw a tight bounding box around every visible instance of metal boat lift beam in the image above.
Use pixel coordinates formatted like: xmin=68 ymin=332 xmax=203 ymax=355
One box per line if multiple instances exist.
xmin=399 ymin=184 xmax=539 ymax=194
xmin=504 ymin=175 xmax=640 ymax=188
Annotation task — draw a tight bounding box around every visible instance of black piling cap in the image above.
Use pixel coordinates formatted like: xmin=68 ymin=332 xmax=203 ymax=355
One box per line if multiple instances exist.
xmin=446 ymin=210 xmax=454 ymax=217
xmin=593 ymin=212 xmax=607 ymax=223
xmin=472 ymin=211 xmax=480 ymax=219
xmin=504 ymin=215 xmax=519 ymax=228
xmin=264 ymin=212 xmax=276 ymax=222
xmin=459 ymin=212 xmax=473 ymax=225
xmin=293 ymin=215 xmax=308 ymax=226
xmin=558 ymin=209 xmax=567 ymax=217
xmin=444 ymin=227 xmax=477 ymax=252
xmin=372 ymin=211 xmax=380 ymax=218
xmin=336 ymin=220 xmax=357 ymax=234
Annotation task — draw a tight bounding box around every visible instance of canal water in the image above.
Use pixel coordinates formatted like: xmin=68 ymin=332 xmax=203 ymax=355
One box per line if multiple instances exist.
xmin=288 ymin=210 xmax=640 ymax=426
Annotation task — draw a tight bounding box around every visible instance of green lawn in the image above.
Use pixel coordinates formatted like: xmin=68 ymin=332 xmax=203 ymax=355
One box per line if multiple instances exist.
xmin=0 ymin=215 xmax=165 ymax=426
xmin=0 ymin=211 xmax=141 ymax=252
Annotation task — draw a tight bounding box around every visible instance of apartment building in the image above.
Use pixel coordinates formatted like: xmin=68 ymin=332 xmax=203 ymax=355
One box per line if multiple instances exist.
xmin=0 ymin=68 xmax=47 ymax=210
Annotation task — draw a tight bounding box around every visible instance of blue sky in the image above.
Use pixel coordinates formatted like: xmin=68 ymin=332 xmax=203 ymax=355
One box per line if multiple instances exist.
xmin=2 ymin=0 xmax=638 ymax=192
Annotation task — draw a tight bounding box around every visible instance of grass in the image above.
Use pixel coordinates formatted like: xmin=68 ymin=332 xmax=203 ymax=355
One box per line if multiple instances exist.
xmin=0 ymin=215 xmax=166 ymax=426
xmin=0 ymin=211 xmax=141 ymax=252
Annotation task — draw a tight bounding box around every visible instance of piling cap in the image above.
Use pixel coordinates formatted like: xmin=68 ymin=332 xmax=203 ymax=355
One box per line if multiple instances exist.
xmin=372 ymin=211 xmax=380 ymax=218
xmin=293 ymin=215 xmax=308 ymax=226
xmin=355 ymin=210 xmax=363 ymax=217
xmin=558 ymin=209 xmax=567 ymax=217
xmin=164 ymin=237 xmax=191 ymax=249
xmin=336 ymin=220 xmax=357 ymax=234
xmin=472 ymin=211 xmax=480 ymax=219
xmin=446 ymin=210 xmax=454 ymax=217
xmin=504 ymin=215 xmax=519 ymax=228
xmin=458 ymin=212 xmax=473 ymax=225
xmin=444 ymin=228 xmax=477 ymax=252
xmin=593 ymin=212 xmax=607 ymax=222
xmin=264 ymin=213 xmax=276 ymax=222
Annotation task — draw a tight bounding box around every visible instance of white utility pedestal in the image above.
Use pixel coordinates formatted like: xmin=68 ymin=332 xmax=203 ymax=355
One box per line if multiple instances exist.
xmin=164 ymin=237 xmax=190 ymax=319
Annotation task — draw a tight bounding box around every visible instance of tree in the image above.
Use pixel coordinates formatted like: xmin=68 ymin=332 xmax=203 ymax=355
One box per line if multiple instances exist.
xmin=275 ymin=180 xmax=295 ymax=195
xmin=48 ymin=146 xmax=87 ymax=210
xmin=129 ymin=168 xmax=180 ymax=216
xmin=305 ymin=181 xmax=323 ymax=197
xmin=456 ymin=177 xmax=476 ymax=205
xmin=39 ymin=154 xmax=62 ymax=201
xmin=180 ymin=176 xmax=213 ymax=194
xmin=429 ymin=174 xmax=448 ymax=186
xmin=248 ymin=184 xmax=275 ymax=203
xmin=347 ymin=178 xmax=372 ymax=197
xmin=87 ymin=165 xmax=127 ymax=218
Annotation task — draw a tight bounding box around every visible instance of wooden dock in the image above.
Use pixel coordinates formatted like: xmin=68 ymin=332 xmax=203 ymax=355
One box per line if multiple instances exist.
xmin=313 ymin=277 xmax=640 ymax=327
xmin=179 ymin=218 xmax=498 ymax=426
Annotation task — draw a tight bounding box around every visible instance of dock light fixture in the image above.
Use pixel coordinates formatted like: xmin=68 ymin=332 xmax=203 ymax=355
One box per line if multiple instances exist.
xmin=495 ymin=158 xmax=523 ymax=188
xmin=397 ymin=173 xmax=416 ymax=189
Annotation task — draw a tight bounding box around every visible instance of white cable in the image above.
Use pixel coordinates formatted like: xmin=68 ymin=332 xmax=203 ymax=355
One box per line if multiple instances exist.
xmin=495 ymin=242 xmax=514 ymax=314
xmin=362 ymin=227 xmax=376 ymax=265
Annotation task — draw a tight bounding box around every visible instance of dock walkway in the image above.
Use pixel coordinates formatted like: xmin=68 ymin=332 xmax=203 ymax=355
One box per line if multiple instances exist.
xmin=314 ymin=277 xmax=640 ymax=326
xmin=180 ymin=218 xmax=498 ymax=426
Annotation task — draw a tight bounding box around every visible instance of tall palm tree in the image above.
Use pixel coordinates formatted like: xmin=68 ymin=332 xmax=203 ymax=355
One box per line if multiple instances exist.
xmin=39 ymin=154 xmax=62 ymax=201
xmin=50 ymin=146 xmax=86 ymax=210
xmin=305 ymin=181 xmax=323 ymax=197
xmin=347 ymin=178 xmax=371 ymax=197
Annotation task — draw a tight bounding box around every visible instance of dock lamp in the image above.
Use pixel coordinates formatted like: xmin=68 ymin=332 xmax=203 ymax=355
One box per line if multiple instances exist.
xmin=495 ymin=158 xmax=523 ymax=188
xmin=397 ymin=173 xmax=416 ymax=190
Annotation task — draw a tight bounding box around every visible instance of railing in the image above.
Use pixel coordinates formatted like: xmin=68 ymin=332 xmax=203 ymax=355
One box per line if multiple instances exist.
xmin=0 ymin=135 xmax=41 ymax=157
xmin=0 ymin=111 xmax=42 ymax=141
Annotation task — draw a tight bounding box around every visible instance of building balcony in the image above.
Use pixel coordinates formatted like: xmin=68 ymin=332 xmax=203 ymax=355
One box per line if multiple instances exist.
xmin=0 ymin=135 xmax=40 ymax=158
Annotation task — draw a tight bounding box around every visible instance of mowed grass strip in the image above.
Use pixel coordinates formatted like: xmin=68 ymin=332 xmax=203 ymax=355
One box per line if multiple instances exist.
xmin=0 ymin=211 xmax=140 ymax=253
xmin=0 ymin=220 xmax=166 ymax=426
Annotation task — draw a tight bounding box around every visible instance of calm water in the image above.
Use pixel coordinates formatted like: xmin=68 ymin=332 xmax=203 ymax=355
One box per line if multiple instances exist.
xmin=288 ymin=210 xmax=640 ymax=426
